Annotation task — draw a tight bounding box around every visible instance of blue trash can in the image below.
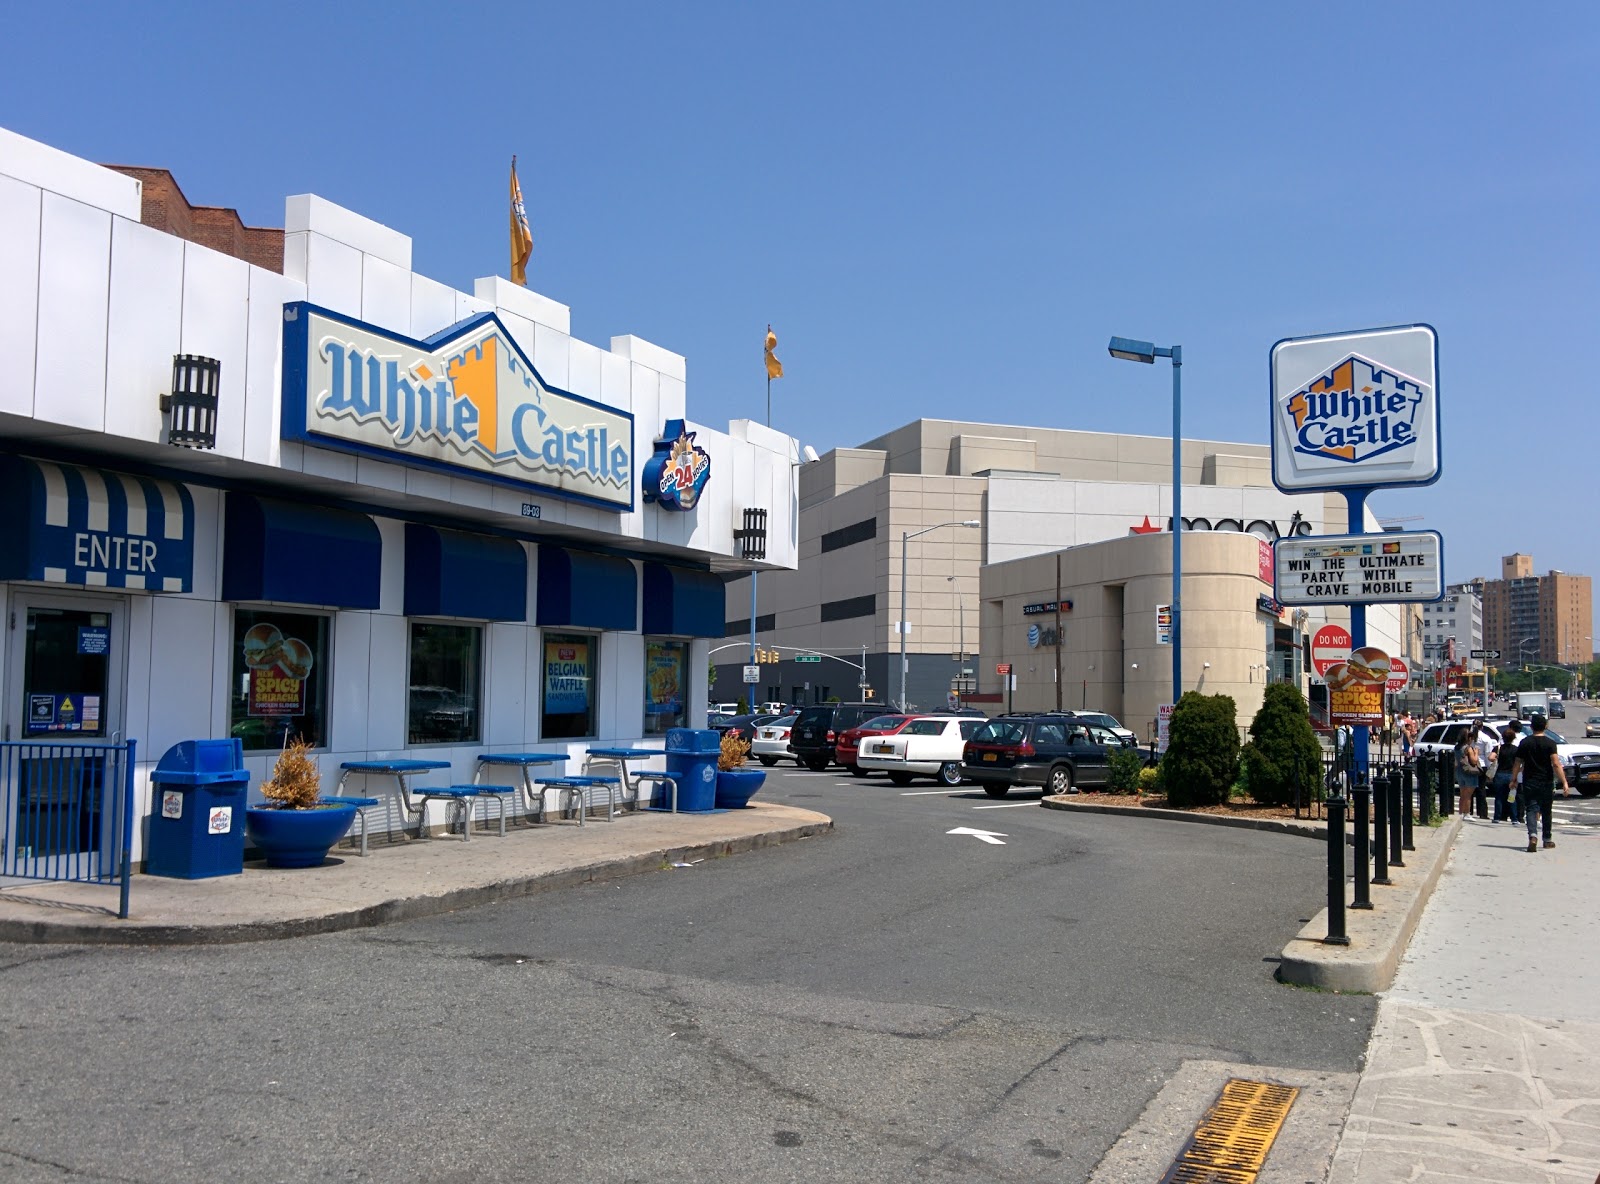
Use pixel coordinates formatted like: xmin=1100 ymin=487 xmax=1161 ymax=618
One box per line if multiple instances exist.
xmin=146 ymin=739 xmax=250 ymax=879
xmin=665 ymin=728 xmax=721 ymax=812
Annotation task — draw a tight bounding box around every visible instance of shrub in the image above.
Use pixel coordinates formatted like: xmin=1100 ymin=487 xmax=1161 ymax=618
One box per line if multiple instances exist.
xmin=1157 ymin=692 xmax=1240 ymax=807
xmin=1240 ymin=683 xmax=1324 ymax=807
xmin=718 ymin=732 xmax=751 ymax=772
xmin=261 ymin=737 xmax=321 ymax=809
xmin=736 ymin=694 xmax=750 ymax=715
xmin=1137 ymin=765 xmax=1160 ymax=793
xmin=1107 ymin=747 xmax=1143 ymax=794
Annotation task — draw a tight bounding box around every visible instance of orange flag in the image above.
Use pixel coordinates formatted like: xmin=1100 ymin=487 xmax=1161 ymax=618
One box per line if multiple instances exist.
xmin=510 ymin=156 xmax=532 ymax=286
xmin=764 ymin=325 xmax=783 ymax=380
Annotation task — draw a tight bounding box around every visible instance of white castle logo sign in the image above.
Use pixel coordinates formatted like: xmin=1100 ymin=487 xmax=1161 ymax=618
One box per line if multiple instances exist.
xmin=1282 ymin=354 xmax=1426 ymax=467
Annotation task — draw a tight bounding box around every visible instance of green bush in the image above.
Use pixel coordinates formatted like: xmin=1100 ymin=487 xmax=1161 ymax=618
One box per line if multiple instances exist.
xmin=1138 ymin=765 xmax=1160 ymax=793
xmin=736 ymin=695 xmax=750 ymax=715
xmin=1157 ymin=692 xmax=1240 ymax=807
xmin=1239 ymin=683 xmax=1324 ymax=807
xmin=1106 ymin=747 xmax=1143 ymax=794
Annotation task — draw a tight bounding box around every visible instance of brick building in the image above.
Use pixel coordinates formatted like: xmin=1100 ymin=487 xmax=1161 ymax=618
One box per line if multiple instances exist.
xmin=1481 ymin=553 xmax=1593 ymax=666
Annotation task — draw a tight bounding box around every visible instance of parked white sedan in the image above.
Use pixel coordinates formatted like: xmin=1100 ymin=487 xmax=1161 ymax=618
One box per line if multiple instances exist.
xmin=856 ymin=715 xmax=988 ymax=786
xmin=751 ymin=714 xmax=799 ymax=767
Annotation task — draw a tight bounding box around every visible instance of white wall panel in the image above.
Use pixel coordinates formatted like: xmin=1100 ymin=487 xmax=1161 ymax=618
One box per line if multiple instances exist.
xmin=599 ymin=349 xmax=632 ymax=414
xmin=102 ymin=219 xmax=182 ymax=442
xmin=122 ymin=594 xmax=155 ymax=751
xmin=300 ymin=445 xmax=358 ymax=483
xmin=533 ymin=323 xmax=571 ymax=391
xmin=658 ymin=373 xmax=686 ymax=424
xmin=484 ymin=621 xmax=529 ymax=744
xmin=610 ymin=632 xmax=645 ymax=740
xmin=303 ymin=232 xmax=362 ymax=318
xmin=410 ymin=274 xmax=457 ymax=338
xmin=186 ymin=486 xmax=224 ymax=602
xmin=454 ymin=290 xmax=492 ymax=323
xmin=0 ymin=174 xmax=41 ymax=418
xmin=35 ymin=191 xmax=111 ymax=431
xmin=281 ymin=231 xmax=309 ymax=284
xmin=360 ymin=253 xmax=411 ymax=335
xmin=242 ymin=268 xmax=303 ymax=469
xmin=286 ymin=194 xmax=411 ymax=270
xmin=329 ymin=610 xmax=373 ymax=752
xmin=180 ymin=244 xmax=251 ymax=458
xmin=495 ymin=306 xmax=536 ymax=369
xmin=374 ymin=517 xmax=405 ymax=616
xmin=0 ymin=126 xmax=142 ymax=219
xmin=365 ymin=613 xmax=407 ymax=751
xmin=568 ymin=337 xmax=602 ymax=400
xmin=144 ymin=597 xmax=221 ymax=758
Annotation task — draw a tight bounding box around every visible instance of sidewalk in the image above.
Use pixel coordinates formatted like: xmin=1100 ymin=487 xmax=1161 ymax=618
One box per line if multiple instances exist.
xmin=0 ymin=802 xmax=832 ymax=945
xmin=1328 ymin=808 xmax=1600 ymax=1182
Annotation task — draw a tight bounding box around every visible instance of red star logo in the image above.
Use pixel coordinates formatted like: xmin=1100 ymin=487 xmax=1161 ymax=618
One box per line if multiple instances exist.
xmin=1129 ymin=515 xmax=1162 ymax=535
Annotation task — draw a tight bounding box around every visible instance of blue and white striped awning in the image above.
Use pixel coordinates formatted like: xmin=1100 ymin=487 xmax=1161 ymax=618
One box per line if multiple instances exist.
xmin=0 ymin=456 xmax=195 ymax=592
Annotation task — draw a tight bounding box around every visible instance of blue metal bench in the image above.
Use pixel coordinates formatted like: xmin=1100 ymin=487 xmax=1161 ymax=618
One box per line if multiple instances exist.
xmin=535 ymin=775 xmax=622 ymax=825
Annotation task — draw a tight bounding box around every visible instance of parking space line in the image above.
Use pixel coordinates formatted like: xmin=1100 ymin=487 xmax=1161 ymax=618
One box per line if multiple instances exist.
xmin=899 ymin=789 xmax=965 ymax=796
xmin=972 ymin=802 xmax=1035 ymax=809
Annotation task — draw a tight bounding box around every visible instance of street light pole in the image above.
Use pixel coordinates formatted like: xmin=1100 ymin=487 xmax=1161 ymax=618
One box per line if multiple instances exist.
xmin=1109 ymin=336 xmax=1183 ymax=706
xmin=947 ymin=574 xmax=965 ymax=694
xmin=900 ymin=520 xmax=981 ymax=711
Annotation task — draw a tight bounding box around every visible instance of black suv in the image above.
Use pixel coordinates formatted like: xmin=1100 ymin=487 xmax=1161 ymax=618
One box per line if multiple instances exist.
xmin=790 ymin=703 xmax=901 ymax=771
xmin=960 ymin=713 xmax=1132 ymax=798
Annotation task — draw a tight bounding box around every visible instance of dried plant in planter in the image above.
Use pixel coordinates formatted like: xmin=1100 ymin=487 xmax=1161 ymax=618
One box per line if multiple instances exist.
xmin=261 ymin=737 xmax=322 ymax=809
xmin=718 ymin=732 xmax=751 ymax=772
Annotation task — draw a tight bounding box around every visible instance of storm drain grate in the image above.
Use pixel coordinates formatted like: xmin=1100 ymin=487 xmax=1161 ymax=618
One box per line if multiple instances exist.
xmin=1157 ymin=1078 xmax=1299 ymax=1184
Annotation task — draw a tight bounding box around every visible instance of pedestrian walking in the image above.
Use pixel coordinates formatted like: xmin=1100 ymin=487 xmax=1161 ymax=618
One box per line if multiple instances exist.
xmin=1453 ymin=729 xmax=1482 ymax=818
xmin=1509 ymin=714 xmax=1568 ymax=852
xmin=1473 ymin=720 xmax=1496 ymax=819
xmin=1492 ymin=719 xmax=1522 ymax=822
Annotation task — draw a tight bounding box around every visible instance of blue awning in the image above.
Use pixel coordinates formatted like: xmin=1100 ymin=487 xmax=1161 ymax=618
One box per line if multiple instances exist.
xmin=0 ymin=455 xmax=194 ymax=592
xmin=642 ymin=562 xmax=725 ymax=638
xmin=536 ymin=545 xmax=636 ymax=631
xmin=404 ymin=524 xmax=526 ymax=621
xmin=222 ymin=493 xmax=380 ymax=609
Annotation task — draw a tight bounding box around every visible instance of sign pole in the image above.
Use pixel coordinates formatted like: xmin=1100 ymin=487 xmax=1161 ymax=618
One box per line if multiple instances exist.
xmin=1346 ymin=489 xmax=1369 ymax=781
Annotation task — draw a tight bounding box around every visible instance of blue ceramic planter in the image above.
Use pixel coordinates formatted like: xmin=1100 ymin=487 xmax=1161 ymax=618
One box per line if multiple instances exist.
xmin=714 ymin=768 xmax=766 ymax=809
xmin=245 ymin=801 xmax=358 ymax=868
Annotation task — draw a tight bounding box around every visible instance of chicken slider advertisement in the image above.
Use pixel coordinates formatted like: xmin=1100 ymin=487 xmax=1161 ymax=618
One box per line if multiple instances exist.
xmin=242 ymin=622 xmax=313 ymax=716
xmin=1324 ymin=646 xmax=1389 ymax=727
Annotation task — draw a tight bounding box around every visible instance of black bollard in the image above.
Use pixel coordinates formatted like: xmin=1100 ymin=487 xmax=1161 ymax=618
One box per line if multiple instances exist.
xmin=1400 ymin=761 xmax=1416 ymax=850
xmin=1371 ymin=773 xmax=1393 ymax=886
xmin=1324 ymin=793 xmax=1349 ymax=945
xmin=1350 ymin=784 xmax=1372 ymax=910
xmin=1437 ymin=751 xmax=1453 ymax=817
xmin=1386 ymin=767 xmax=1405 ymax=868
xmin=1416 ymin=754 xmax=1434 ymax=826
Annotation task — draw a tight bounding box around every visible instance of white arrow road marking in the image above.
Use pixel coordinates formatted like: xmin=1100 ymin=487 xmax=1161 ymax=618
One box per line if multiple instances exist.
xmin=947 ymin=827 xmax=1008 ymax=845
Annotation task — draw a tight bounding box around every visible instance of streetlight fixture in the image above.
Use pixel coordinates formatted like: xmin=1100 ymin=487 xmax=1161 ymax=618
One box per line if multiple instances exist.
xmin=946 ymin=575 xmax=967 ymax=687
xmin=1108 ymin=335 xmax=1183 ymax=705
xmin=899 ymin=519 xmax=981 ymax=709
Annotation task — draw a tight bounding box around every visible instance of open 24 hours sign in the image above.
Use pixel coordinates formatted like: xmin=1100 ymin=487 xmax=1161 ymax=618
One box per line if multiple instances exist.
xmin=1273 ymin=530 xmax=1443 ymax=606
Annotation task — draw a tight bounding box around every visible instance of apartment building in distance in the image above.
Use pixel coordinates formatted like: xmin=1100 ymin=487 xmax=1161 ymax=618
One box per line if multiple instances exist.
xmin=1421 ymin=581 xmax=1484 ymax=667
xmin=1481 ymin=554 xmax=1592 ymax=666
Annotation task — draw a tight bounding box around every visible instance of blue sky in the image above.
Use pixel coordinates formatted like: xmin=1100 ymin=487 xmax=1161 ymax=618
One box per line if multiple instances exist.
xmin=2 ymin=1 xmax=1594 ymax=622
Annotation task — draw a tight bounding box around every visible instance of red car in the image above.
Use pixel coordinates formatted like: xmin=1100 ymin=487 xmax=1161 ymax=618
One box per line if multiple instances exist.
xmin=835 ymin=714 xmax=911 ymax=776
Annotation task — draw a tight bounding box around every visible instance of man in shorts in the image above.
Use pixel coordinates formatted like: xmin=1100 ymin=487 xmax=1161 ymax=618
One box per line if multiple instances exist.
xmin=1509 ymin=714 xmax=1569 ymax=852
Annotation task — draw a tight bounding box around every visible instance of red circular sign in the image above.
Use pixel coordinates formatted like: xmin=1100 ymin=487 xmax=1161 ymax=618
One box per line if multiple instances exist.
xmin=1386 ymin=656 xmax=1410 ymax=692
xmin=1311 ymin=624 xmax=1352 ymax=677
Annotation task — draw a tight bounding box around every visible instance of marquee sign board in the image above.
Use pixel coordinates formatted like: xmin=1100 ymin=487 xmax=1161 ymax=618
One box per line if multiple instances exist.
xmin=1274 ymin=531 xmax=1443 ymax=606
xmin=1270 ymin=325 xmax=1439 ymax=492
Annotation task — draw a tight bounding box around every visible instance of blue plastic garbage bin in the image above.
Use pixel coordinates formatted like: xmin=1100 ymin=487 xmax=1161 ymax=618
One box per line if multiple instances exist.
xmin=665 ymin=728 xmax=721 ymax=812
xmin=146 ymin=739 xmax=250 ymax=879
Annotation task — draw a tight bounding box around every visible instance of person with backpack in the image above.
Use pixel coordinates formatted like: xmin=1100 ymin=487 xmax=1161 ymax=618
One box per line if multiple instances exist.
xmin=1453 ymin=729 xmax=1482 ymax=818
xmin=1509 ymin=714 xmax=1569 ymax=852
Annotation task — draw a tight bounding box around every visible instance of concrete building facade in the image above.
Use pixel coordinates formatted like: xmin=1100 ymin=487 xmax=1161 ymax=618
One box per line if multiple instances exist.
xmin=1482 ymin=554 xmax=1593 ymax=666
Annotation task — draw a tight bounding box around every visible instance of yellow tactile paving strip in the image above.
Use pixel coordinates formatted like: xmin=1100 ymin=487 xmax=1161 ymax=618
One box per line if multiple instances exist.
xmin=1159 ymin=1078 xmax=1299 ymax=1184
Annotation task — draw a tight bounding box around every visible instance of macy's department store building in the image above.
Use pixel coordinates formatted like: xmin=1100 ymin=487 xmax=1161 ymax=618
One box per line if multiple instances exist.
xmin=0 ymin=125 xmax=796 ymax=865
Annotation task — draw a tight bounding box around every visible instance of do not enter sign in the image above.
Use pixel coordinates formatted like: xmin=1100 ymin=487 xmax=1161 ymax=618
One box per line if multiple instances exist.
xmin=1386 ymin=656 xmax=1410 ymax=692
xmin=1311 ymin=624 xmax=1352 ymax=677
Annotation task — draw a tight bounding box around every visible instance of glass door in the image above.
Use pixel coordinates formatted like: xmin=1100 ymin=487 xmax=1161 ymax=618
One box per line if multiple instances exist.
xmin=4 ymin=592 xmax=126 ymax=869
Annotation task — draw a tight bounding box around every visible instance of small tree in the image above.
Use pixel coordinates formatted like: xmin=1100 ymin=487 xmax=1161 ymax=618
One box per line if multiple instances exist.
xmin=1157 ymin=692 xmax=1240 ymax=807
xmin=736 ymin=694 xmax=750 ymax=715
xmin=1240 ymin=683 xmax=1324 ymax=807
xmin=261 ymin=737 xmax=321 ymax=809
xmin=1106 ymin=747 xmax=1143 ymax=794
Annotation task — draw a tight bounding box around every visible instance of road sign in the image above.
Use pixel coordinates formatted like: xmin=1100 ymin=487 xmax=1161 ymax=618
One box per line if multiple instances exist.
xmin=1471 ymin=649 xmax=1500 ymax=660
xmin=996 ymin=662 xmax=1012 ymax=675
xmin=741 ymin=665 xmax=761 ymax=683
xmin=1310 ymin=624 xmax=1352 ymax=677
xmin=1274 ymin=531 xmax=1443 ymax=605
xmin=1270 ymin=324 xmax=1440 ymax=492
xmin=795 ymin=654 xmax=822 ymax=663
xmin=1386 ymin=656 xmax=1410 ymax=693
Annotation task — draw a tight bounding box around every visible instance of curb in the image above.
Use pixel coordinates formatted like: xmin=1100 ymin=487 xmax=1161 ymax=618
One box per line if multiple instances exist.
xmin=1040 ymin=795 xmax=1329 ymax=840
xmin=0 ymin=817 xmax=832 ymax=947
xmin=1276 ymin=814 xmax=1461 ymax=993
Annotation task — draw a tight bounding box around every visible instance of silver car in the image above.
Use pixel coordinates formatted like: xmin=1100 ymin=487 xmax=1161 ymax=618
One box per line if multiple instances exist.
xmin=750 ymin=714 xmax=799 ymax=767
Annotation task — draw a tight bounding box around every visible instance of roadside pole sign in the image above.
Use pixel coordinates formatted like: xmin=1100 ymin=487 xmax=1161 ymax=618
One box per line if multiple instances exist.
xmin=1274 ymin=531 xmax=1443 ymax=606
xmin=996 ymin=662 xmax=1012 ymax=675
xmin=795 ymin=654 xmax=822 ymax=663
xmin=742 ymin=664 xmax=761 ymax=684
xmin=1270 ymin=324 xmax=1440 ymax=493
xmin=1310 ymin=624 xmax=1353 ymax=677
xmin=1386 ymin=656 xmax=1410 ymax=693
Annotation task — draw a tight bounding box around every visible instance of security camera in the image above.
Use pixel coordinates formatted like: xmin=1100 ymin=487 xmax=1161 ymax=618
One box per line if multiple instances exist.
xmin=1203 ymin=662 xmax=1212 ymax=669
xmin=802 ymin=445 xmax=819 ymax=463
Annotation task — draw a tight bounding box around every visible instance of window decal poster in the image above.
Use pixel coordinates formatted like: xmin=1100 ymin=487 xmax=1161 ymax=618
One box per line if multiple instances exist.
xmin=645 ymin=643 xmax=684 ymax=718
xmin=544 ymin=640 xmax=591 ymax=715
xmin=243 ymin=622 xmax=313 ymax=716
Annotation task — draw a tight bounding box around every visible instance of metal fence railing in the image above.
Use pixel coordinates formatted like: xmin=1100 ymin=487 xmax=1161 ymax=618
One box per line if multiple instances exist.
xmin=0 ymin=740 xmax=136 ymax=919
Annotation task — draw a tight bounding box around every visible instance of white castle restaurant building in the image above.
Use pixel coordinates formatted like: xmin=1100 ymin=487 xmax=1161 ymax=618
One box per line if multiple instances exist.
xmin=718 ymin=418 xmax=1418 ymax=736
xmin=0 ymin=125 xmax=797 ymax=864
